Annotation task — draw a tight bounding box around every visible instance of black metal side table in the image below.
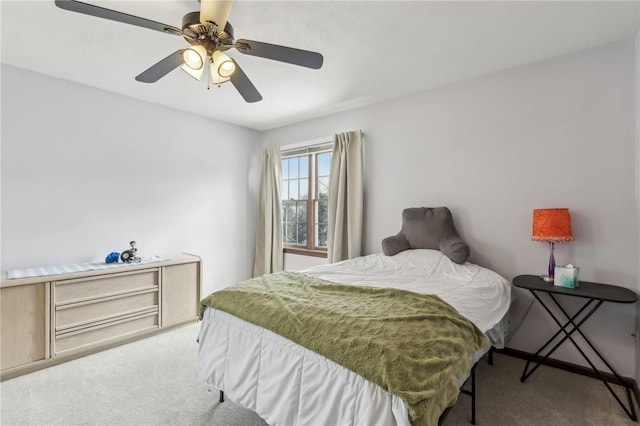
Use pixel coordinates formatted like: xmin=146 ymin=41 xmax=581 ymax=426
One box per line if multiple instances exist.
xmin=513 ymin=274 xmax=638 ymax=421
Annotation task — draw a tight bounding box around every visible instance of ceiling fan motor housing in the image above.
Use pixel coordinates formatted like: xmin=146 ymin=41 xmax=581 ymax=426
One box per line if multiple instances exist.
xmin=182 ymin=12 xmax=234 ymax=54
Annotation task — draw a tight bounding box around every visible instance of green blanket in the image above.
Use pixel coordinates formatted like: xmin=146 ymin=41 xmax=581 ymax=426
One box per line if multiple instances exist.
xmin=200 ymin=271 xmax=489 ymax=426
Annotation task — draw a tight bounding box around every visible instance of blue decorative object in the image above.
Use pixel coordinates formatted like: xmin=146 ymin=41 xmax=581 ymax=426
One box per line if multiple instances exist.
xmin=105 ymin=252 xmax=120 ymax=263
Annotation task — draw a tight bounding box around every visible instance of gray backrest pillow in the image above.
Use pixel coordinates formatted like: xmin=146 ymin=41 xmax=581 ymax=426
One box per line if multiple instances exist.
xmin=381 ymin=207 xmax=470 ymax=264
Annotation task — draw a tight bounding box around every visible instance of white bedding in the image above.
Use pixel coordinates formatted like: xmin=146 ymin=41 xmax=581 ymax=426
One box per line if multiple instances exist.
xmin=302 ymin=249 xmax=512 ymax=347
xmin=197 ymin=250 xmax=512 ymax=426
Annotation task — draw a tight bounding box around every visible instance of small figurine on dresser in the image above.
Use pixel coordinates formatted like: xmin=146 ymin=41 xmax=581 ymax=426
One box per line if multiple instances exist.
xmin=120 ymin=240 xmax=141 ymax=263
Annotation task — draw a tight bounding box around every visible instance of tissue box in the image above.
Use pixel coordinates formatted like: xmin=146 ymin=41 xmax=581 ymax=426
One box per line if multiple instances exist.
xmin=554 ymin=265 xmax=579 ymax=288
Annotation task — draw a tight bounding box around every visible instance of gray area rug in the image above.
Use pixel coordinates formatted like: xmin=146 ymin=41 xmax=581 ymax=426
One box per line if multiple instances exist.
xmin=1 ymin=323 xmax=636 ymax=425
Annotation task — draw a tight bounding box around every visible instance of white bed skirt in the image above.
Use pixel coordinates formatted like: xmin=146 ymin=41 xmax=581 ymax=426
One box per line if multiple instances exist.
xmin=197 ymin=308 xmax=494 ymax=426
xmin=199 ymin=308 xmax=413 ymax=426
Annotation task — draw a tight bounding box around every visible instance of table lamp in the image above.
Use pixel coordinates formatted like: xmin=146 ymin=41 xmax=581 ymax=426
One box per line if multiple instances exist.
xmin=532 ymin=208 xmax=574 ymax=282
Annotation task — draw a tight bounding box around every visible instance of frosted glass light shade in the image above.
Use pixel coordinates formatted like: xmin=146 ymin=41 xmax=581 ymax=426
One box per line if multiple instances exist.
xmin=182 ymin=45 xmax=207 ymax=70
xmin=210 ymin=51 xmax=235 ymax=84
xmin=181 ymin=63 xmax=205 ymax=81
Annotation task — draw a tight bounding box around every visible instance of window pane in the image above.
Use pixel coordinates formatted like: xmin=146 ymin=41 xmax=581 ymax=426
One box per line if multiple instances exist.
xmin=281 ymin=179 xmax=289 ymax=200
xmin=317 ymin=223 xmax=328 ymax=247
xmin=292 ymin=201 xmax=300 ymax=222
xmin=318 ymin=177 xmax=329 ymax=199
xmin=287 ymin=222 xmax=298 ymax=244
xmin=314 ymin=200 xmax=328 ymax=248
xmin=317 ymin=200 xmax=328 ymax=226
xmin=296 ymin=202 xmax=307 ymax=245
xmin=297 ymin=202 xmax=307 ymax=223
xmin=283 ymin=201 xmax=295 ymax=222
xmin=299 ymin=156 xmax=309 ymax=178
xmin=318 ymin=152 xmax=331 ymax=176
xmin=290 ymin=157 xmax=299 ymax=179
xmin=289 ymin=180 xmax=299 ymax=200
xmin=297 ymin=222 xmax=307 ymax=245
xmin=299 ymin=178 xmax=308 ymax=200
xmin=282 ymin=159 xmax=289 ymax=179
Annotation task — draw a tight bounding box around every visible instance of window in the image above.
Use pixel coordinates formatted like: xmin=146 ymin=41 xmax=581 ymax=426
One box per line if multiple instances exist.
xmin=281 ymin=150 xmax=331 ymax=256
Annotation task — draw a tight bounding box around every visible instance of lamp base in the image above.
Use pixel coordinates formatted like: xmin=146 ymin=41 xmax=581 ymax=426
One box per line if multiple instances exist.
xmin=541 ymin=275 xmax=554 ymax=282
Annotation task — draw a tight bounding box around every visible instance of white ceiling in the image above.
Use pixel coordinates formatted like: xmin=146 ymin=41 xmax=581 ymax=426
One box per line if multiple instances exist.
xmin=2 ymin=1 xmax=639 ymax=131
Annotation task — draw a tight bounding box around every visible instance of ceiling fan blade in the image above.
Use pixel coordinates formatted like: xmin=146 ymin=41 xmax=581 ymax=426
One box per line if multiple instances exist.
xmin=199 ymin=0 xmax=234 ymax=29
xmin=54 ymin=0 xmax=182 ymax=35
xmin=135 ymin=51 xmax=184 ymax=83
xmin=235 ymin=39 xmax=323 ymax=69
xmin=229 ymin=59 xmax=262 ymax=103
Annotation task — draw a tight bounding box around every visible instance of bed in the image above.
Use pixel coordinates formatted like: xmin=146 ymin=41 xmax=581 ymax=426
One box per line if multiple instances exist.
xmin=197 ymin=208 xmax=512 ymax=426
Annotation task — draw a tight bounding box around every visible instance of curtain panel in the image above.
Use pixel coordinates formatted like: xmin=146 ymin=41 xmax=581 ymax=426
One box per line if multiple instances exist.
xmin=253 ymin=147 xmax=284 ymax=277
xmin=327 ymin=130 xmax=364 ymax=263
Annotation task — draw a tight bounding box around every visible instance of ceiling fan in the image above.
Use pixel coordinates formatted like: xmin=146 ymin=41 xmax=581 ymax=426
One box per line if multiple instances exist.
xmin=54 ymin=0 xmax=324 ymax=103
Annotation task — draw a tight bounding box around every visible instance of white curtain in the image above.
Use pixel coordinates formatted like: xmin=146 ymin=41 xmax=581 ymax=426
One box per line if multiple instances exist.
xmin=253 ymin=147 xmax=283 ymax=277
xmin=327 ymin=130 xmax=364 ymax=263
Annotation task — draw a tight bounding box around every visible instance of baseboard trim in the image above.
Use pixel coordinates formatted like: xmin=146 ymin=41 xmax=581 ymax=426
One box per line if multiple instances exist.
xmin=497 ymin=347 xmax=637 ymax=391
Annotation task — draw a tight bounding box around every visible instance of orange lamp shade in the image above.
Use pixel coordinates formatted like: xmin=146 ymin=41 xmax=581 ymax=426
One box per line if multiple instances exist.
xmin=532 ymin=208 xmax=574 ymax=242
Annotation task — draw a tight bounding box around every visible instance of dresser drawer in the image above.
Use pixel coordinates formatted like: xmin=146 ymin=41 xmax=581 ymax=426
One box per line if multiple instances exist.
xmin=55 ymin=290 xmax=158 ymax=330
xmin=55 ymin=270 xmax=158 ymax=304
xmin=55 ymin=312 xmax=158 ymax=355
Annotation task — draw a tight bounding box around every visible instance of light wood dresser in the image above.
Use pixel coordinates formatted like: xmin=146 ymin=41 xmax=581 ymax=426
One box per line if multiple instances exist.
xmin=0 ymin=253 xmax=201 ymax=381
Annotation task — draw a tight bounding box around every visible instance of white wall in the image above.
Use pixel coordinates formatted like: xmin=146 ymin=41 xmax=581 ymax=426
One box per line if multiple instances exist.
xmin=262 ymin=40 xmax=639 ymax=377
xmin=635 ymin=30 xmax=640 ymax=384
xmin=284 ymin=253 xmax=326 ymax=271
xmin=1 ymin=65 xmax=261 ymax=297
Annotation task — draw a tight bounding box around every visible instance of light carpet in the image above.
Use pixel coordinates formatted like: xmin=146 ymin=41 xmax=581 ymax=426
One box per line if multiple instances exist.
xmin=0 ymin=323 xmax=636 ymax=425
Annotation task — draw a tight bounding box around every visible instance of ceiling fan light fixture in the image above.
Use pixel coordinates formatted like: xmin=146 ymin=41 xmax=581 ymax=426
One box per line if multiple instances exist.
xmin=182 ymin=45 xmax=207 ymax=70
xmin=181 ymin=63 xmax=205 ymax=81
xmin=209 ymin=66 xmax=230 ymax=85
xmin=219 ymin=59 xmax=235 ymax=78
xmin=211 ymin=50 xmax=235 ymax=83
